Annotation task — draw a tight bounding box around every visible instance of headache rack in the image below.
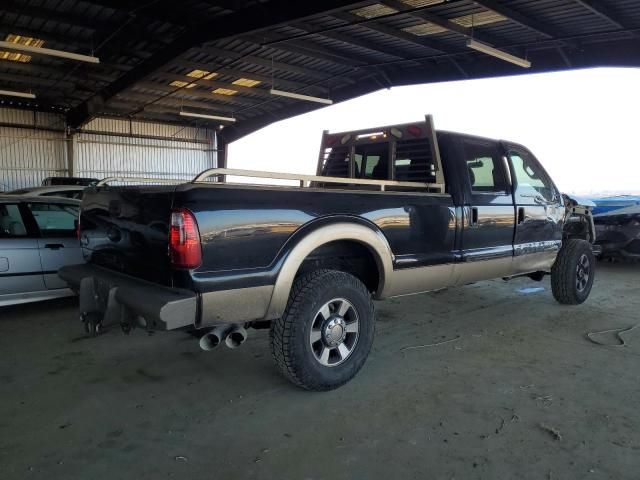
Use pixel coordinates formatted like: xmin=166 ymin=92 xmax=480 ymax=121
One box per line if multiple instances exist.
xmin=316 ymin=114 xmax=446 ymax=193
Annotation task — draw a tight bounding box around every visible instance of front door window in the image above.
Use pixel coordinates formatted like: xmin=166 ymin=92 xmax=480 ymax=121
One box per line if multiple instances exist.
xmin=509 ymin=150 xmax=557 ymax=203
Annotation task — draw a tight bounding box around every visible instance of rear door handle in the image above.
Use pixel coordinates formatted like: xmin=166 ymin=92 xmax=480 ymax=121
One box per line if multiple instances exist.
xmin=517 ymin=207 xmax=526 ymax=224
xmin=44 ymin=243 xmax=64 ymax=250
xmin=470 ymin=207 xmax=479 ymax=227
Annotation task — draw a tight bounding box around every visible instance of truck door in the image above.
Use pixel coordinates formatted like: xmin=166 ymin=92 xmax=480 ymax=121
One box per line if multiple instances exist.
xmin=457 ymin=136 xmax=515 ymax=284
xmin=505 ymin=144 xmax=564 ymax=274
xmin=0 ymin=203 xmax=45 ymax=301
xmin=26 ymin=201 xmax=83 ymax=289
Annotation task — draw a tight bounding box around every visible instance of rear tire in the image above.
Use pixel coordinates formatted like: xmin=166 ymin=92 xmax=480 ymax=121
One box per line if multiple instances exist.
xmin=551 ymin=239 xmax=595 ymax=304
xmin=269 ymin=269 xmax=376 ymax=391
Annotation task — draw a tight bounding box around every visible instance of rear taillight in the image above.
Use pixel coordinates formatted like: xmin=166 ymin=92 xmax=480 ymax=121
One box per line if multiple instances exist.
xmin=169 ymin=208 xmax=202 ymax=269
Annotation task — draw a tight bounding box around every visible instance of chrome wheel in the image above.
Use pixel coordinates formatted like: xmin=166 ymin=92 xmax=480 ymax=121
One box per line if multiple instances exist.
xmin=309 ymin=298 xmax=359 ymax=367
xmin=576 ymin=253 xmax=590 ymax=292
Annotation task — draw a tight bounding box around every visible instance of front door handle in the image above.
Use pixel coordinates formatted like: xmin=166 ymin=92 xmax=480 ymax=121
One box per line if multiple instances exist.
xmin=44 ymin=243 xmax=64 ymax=250
xmin=517 ymin=207 xmax=526 ymax=224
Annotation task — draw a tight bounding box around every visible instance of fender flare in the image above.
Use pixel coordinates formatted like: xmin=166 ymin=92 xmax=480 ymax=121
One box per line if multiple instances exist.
xmin=264 ymin=222 xmax=394 ymax=319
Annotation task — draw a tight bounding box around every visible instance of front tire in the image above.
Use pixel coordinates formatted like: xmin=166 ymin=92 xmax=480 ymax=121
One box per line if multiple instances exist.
xmin=551 ymin=239 xmax=595 ymax=304
xmin=270 ymin=269 xmax=376 ymax=391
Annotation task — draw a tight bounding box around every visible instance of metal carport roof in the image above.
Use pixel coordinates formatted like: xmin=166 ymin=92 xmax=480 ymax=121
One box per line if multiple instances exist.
xmin=0 ymin=0 xmax=638 ymax=147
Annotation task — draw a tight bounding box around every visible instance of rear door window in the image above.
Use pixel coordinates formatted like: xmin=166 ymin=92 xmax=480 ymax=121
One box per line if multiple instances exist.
xmin=27 ymin=203 xmax=79 ymax=238
xmin=0 ymin=204 xmax=28 ymax=237
xmin=460 ymin=138 xmax=509 ymax=194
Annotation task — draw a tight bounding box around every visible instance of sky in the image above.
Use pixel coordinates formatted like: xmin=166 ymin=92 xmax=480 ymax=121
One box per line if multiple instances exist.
xmin=228 ymin=68 xmax=640 ymax=196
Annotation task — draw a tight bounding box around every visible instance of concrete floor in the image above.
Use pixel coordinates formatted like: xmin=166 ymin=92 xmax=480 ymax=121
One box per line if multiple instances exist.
xmin=1 ymin=262 xmax=639 ymax=480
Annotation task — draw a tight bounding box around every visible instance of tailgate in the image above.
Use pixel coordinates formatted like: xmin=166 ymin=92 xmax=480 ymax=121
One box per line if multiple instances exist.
xmin=80 ymin=185 xmax=176 ymax=285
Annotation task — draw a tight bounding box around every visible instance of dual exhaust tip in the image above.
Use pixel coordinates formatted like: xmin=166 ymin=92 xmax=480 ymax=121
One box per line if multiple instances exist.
xmin=199 ymin=324 xmax=247 ymax=351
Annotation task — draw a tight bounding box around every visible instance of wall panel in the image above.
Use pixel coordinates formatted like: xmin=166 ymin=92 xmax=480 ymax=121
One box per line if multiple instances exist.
xmin=0 ymin=109 xmax=217 ymax=191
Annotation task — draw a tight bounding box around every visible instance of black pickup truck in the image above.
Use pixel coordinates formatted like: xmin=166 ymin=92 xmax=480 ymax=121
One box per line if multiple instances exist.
xmin=60 ymin=116 xmax=596 ymax=391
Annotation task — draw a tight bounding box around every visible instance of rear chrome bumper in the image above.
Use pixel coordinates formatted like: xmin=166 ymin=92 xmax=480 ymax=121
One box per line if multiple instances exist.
xmin=59 ymin=263 xmax=197 ymax=330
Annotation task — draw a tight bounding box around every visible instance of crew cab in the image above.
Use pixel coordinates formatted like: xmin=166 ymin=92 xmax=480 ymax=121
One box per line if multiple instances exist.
xmin=59 ymin=116 xmax=596 ymax=391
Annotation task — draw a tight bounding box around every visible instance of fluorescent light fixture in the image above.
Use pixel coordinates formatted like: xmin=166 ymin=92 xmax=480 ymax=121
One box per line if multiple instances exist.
xmin=466 ymin=39 xmax=531 ymax=68
xmin=270 ymin=89 xmax=333 ymax=105
xmin=0 ymin=89 xmax=36 ymax=99
xmin=0 ymin=40 xmax=100 ymax=64
xmin=179 ymin=111 xmax=236 ymax=122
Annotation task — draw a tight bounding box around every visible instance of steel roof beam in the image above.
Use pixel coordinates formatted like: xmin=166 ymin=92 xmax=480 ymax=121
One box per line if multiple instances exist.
xmin=168 ymin=59 xmax=312 ymax=91
xmin=573 ymin=0 xmax=626 ymax=29
xmin=243 ymin=33 xmax=370 ymax=67
xmin=105 ymin=101 xmax=252 ymax=121
xmin=66 ymin=0 xmax=367 ymax=127
xmin=0 ymin=71 xmax=81 ymax=91
xmin=290 ymin=20 xmax=420 ymax=64
xmin=197 ymin=46 xmax=357 ymax=83
xmin=76 ymin=0 xmax=204 ymax=28
xmin=380 ymin=0 xmax=504 ymax=46
xmin=471 ymin=0 xmax=557 ymax=39
xmin=1 ymin=0 xmax=176 ymax=61
xmin=150 ymin=73 xmax=275 ymax=98
xmin=109 ymin=92 xmax=279 ymax=119
xmin=0 ymin=24 xmax=87 ymax=50
xmin=0 ymin=60 xmax=112 ymax=85
xmin=331 ymin=11 xmax=456 ymax=54
xmin=1 ymin=0 xmax=119 ymax=32
xmin=133 ymin=81 xmax=278 ymax=108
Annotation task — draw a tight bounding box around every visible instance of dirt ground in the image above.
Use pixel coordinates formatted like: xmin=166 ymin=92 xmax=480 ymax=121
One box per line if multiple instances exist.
xmin=1 ymin=262 xmax=639 ymax=480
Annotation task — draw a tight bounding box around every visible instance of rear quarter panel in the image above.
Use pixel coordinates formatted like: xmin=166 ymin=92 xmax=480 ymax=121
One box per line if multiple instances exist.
xmin=174 ymin=183 xmax=457 ymax=293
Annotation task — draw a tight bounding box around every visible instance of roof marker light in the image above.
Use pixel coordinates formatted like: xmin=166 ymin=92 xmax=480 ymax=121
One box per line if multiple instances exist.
xmin=407 ymin=125 xmax=422 ymax=137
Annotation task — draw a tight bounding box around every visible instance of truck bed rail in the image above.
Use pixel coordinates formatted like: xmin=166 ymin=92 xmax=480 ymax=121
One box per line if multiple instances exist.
xmin=96 ymin=177 xmax=189 ymax=186
xmin=192 ymin=168 xmax=445 ymax=193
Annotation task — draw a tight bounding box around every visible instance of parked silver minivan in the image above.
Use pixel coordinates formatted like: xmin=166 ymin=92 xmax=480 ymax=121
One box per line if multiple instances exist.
xmin=0 ymin=195 xmax=82 ymax=306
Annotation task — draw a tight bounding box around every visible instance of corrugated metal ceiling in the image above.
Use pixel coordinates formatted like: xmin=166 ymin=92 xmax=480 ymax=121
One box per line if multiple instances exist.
xmin=0 ymin=0 xmax=637 ymax=142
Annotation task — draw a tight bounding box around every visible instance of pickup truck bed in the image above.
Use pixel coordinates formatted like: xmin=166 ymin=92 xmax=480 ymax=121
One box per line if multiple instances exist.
xmin=60 ymin=116 xmax=596 ymax=390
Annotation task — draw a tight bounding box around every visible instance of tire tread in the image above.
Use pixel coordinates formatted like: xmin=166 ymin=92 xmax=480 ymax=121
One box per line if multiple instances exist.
xmin=269 ymin=269 xmax=374 ymax=391
xmin=551 ymin=238 xmax=594 ymax=305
